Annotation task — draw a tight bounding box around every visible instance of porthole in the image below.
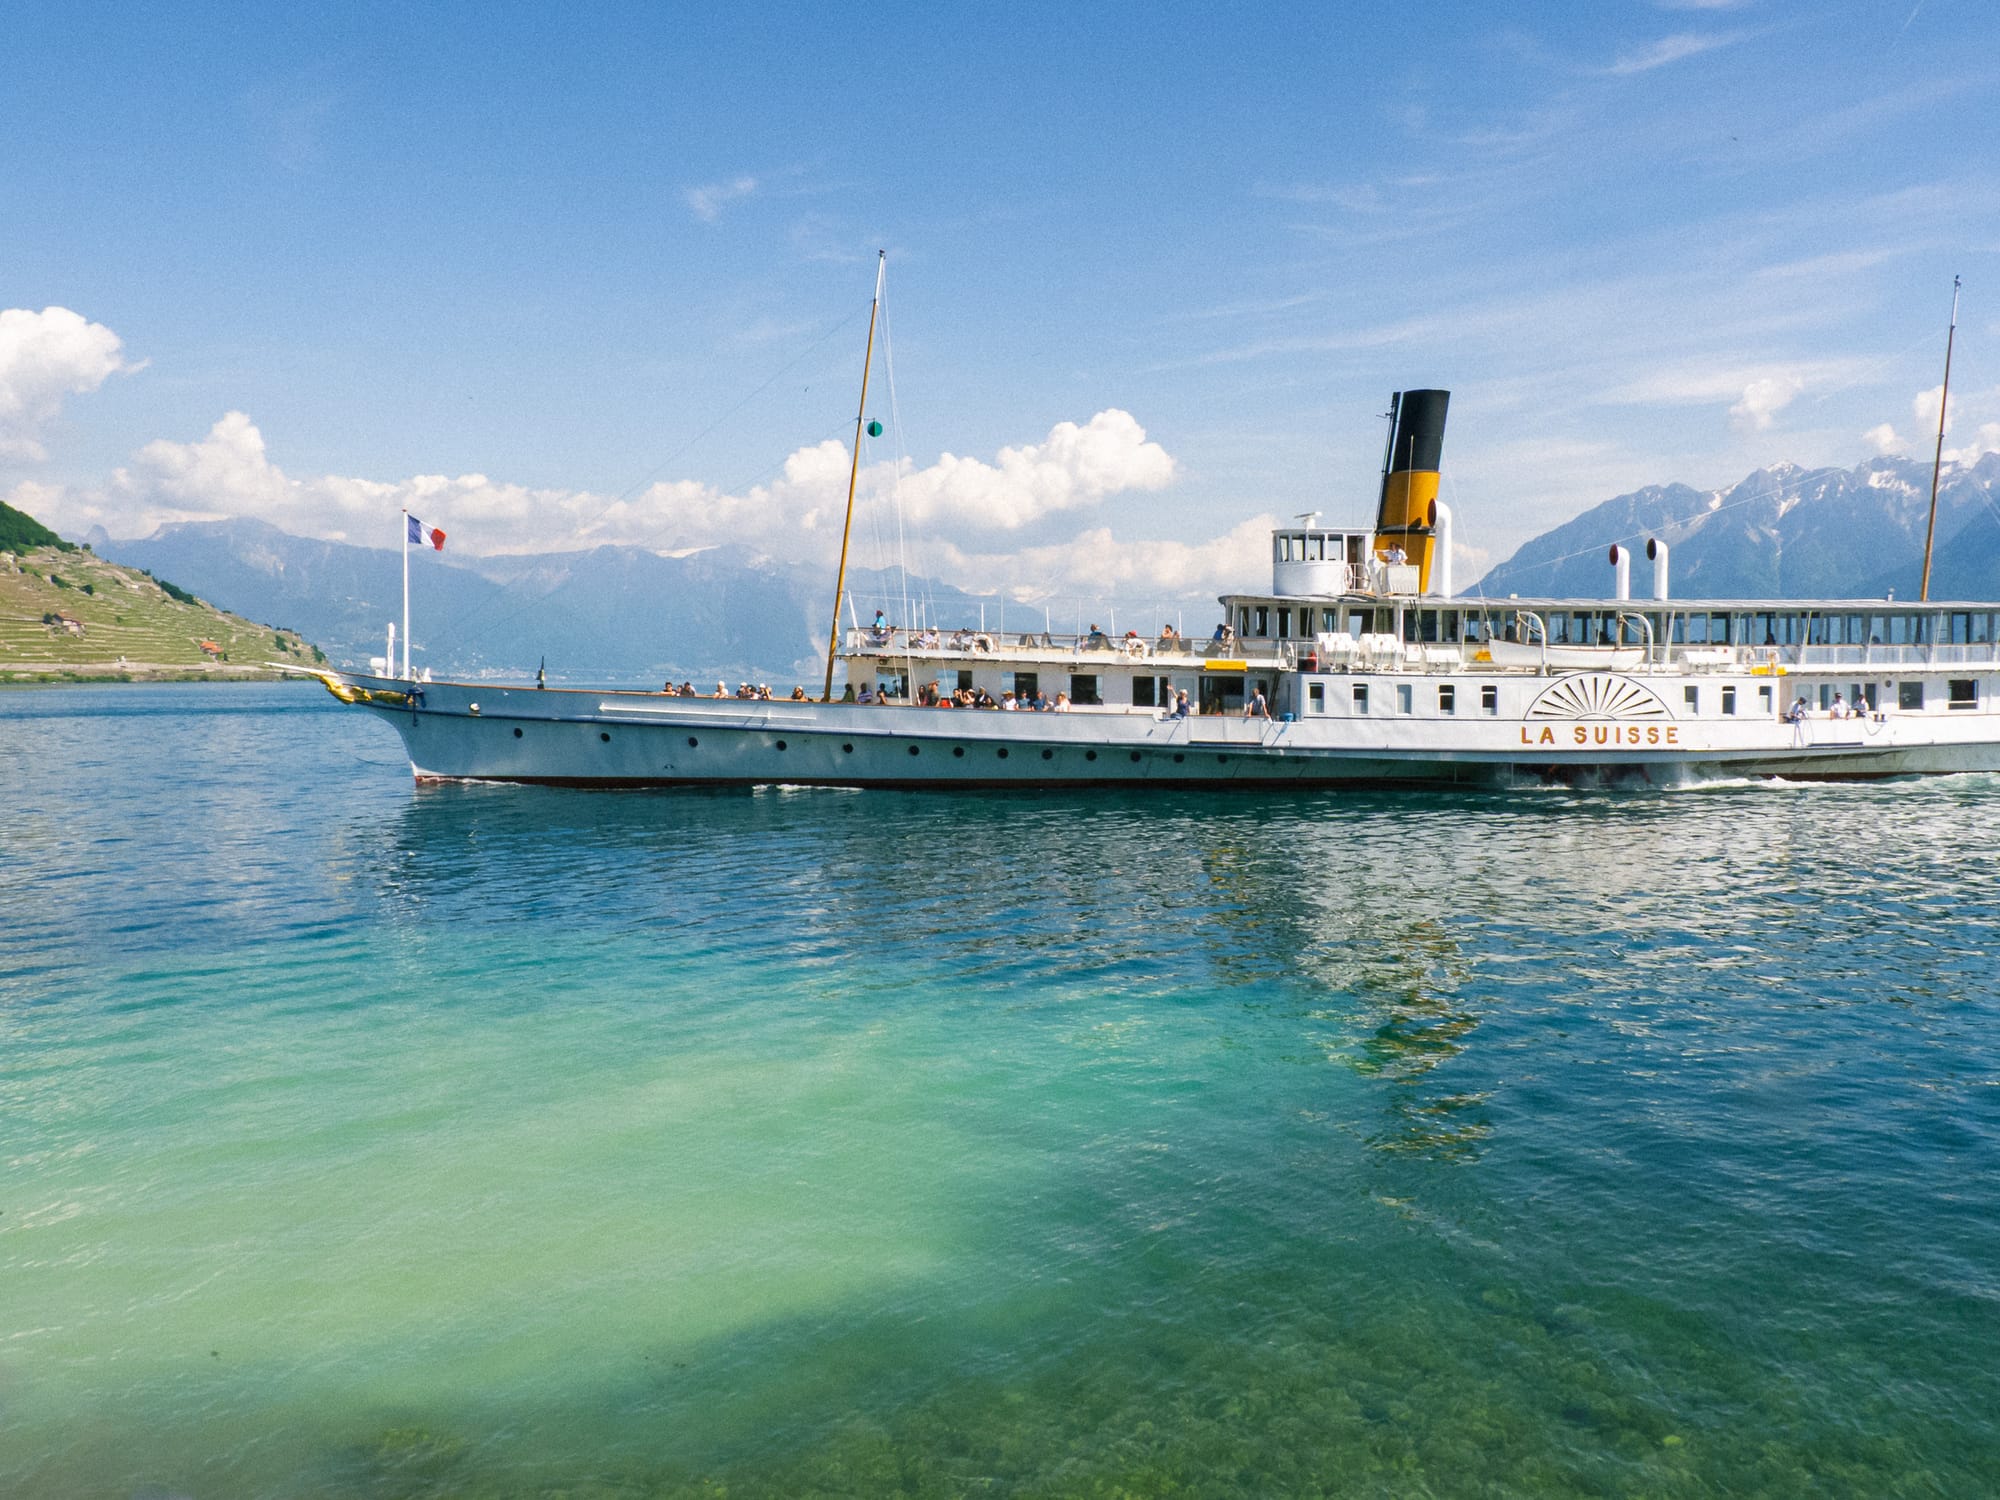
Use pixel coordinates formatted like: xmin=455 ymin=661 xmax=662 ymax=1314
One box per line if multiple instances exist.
xmin=1216 ymin=754 xmax=1230 ymax=764
xmin=953 ymin=746 xmax=965 ymax=758
xmin=687 ymin=736 xmax=699 ymax=748
xmin=1085 ymin=750 xmax=1097 ymax=762
xmin=842 ymin=742 xmax=854 ymax=754
xmin=776 ymin=740 xmax=788 ymax=751
xmin=513 ymin=727 xmax=523 ymax=738
xmin=997 ymin=748 xmax=1009 ymax=759
xmin=1041 ymin=749 xmax=1054 ymax=760
xmin=1172 ymin=753 xmax=1184 ymax=763
xmin=1129 ymin=751 xmax=1141 ymax=763
xmin=600 ymin=732 xmax=611 ymax=743
xmin=908 ymin=744 xmax=921 ymax=756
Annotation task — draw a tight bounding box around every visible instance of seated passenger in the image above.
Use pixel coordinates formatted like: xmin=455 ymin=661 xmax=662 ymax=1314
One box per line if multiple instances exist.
xmin=1001 ymin=691 xmax=1019 ymax=711
xmin=1167 ymin=690 xmax=1190 ymax=720
xmin=791 ymin=686 xmax=807 ymax=701
xmin=1053 ymin=692 xmax=1071 ymax=712
xmin=1085 ymin=624 xmax=1109 ymax=650
xmin=949 ymin=628 xmax=972 ymax=651
xmin=857 ymin=683 xmax=876 ymax=704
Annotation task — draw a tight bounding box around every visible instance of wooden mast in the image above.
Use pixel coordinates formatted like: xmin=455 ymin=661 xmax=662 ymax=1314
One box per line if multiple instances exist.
xmin=822 ymin=250 xmax=886 ymax=701
xmin=1919 ymin=275 xmax=1962 ymax=602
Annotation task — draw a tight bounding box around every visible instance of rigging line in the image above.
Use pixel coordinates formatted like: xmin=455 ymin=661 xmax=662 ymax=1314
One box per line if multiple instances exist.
xmin=879 ymin=289 xmax=915 ymax=629
xmin=441 ymin=418 xmax=859 ymax=657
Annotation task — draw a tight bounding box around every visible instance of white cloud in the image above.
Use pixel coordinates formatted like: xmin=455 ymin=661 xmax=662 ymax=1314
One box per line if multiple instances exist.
xmin=1606 ymin=31 xmax=1741 ymax=75
xmin=920 ymin=514 xmax=1276 ymax=606
xmin=0 ymin=306 xmax=138 ymax=462
xmin=1864 ymin=422 xmax=1901 ymax=455
xmin=26 ymin=409 xmax=1182 ymax=586
xmin=1730 ymin=374 xmax=1803 ymax=430
xmin=684 ymin=175 xmax=758 ymax=222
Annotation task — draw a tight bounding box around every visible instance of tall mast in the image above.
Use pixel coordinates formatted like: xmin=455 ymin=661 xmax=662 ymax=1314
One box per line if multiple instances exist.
xmin=822 ymin=250 xmax=886 ymax=701
xmin=1919 ymin=274 xmax=1962 ymax=602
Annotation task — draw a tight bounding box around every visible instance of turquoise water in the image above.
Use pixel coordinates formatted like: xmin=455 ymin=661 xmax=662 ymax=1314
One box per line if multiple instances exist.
xmin=3 ymin=684 xmax=1997 ymax=1498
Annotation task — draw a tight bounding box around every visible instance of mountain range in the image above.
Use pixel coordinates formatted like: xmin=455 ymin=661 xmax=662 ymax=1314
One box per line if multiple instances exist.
xmin=1478 ymin=453 xmax=2000 ymax=601
xmin=57 ymin=451 xmax=2000 ymax=680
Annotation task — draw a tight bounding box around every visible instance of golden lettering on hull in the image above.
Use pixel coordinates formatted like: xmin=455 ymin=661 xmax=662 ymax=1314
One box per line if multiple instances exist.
xmin=1518 ymin=724 xmax=1679 ymax=747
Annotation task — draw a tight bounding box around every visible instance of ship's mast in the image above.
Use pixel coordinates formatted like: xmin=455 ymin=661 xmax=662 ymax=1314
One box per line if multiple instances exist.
xmin=822 ymin=251 xmax=886 ymax=701
xmin=1919 ymin=275 xmax=1962 ymax=603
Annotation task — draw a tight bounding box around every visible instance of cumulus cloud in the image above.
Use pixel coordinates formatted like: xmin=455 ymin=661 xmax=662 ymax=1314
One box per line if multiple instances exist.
xmin=0 ymin=306 xmax=138 ymax=462
xmin=26 ymin=408 xmax=1183 ymax=577
xmin=1730 ymin=374 xmax=1803 ymax=431
xmin=1864 ymin=423 xmax=1902 ymax=455
xmin=684 ymin=175 xmax=758 ymax=222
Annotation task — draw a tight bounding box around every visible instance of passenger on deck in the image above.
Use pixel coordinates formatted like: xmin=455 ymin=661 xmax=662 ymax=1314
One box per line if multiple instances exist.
xmin=1788 ymin=697 xmax=1810 ymax=724
xmin=1168 ymin=690 xmax=1190 ymax=720
xmin=1829 ymin=692 xmax=1850 ymax=719
xmin=919 ymin=628 xmax=939 ymax=648
xmin=1244 ymin=687 xmax=1270 ymax=720
xmin=873 ymin=609 xmax=887 ymax=632
xmin=857 ymin=683 xmax=876 ymax=705
xmin=1001 ymin=691 xmax=1019 ymax=711
xmin=1053 ymin=692 xmax=1072 ymax=712
xmin=1157 ymin=625 xmax=1181 ymax=651
xmin=974 ymin=688 xmax=997 ymax=708
xmin=1085 ymin=624 xmax=1109 ymax=650
xmin=949 ymin=628 xmax=972 ymax=651
xmin=714 ymin=681 xmax=728 ymax=698
xmin=790 ymin=686 xmax=807 ymax=700
xmin=1031 ymin=690 xmax=1049 ymax=711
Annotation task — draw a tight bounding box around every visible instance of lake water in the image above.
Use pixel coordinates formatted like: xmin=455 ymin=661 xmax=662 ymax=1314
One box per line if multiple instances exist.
xmin=3 ymin=683 xmax=1997 ymax=1498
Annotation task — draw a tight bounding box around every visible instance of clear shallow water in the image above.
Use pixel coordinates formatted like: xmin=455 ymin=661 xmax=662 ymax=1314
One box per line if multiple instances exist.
xmin=3 ymin=684 xmax=1997 ymax=1499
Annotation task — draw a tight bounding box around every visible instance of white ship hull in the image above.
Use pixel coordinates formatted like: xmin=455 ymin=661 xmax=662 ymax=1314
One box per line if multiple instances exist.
xmin=322 ymin=673 xmax=2000 ymax=788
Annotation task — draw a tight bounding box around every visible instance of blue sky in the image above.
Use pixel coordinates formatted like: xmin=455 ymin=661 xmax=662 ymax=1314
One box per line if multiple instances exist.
xmin=4 ymin=0 xmax=1997 ymax=598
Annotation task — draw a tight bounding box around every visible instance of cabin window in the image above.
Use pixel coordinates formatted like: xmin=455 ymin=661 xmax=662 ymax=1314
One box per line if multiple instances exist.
xmin=1132 ymin=677 xmax=1157 ymax=708
xmin=1012 ymin=671 xmax=1038 ymax=701
xmin=1238 ymin=607 xmax=1252 ymax=637
xmin=881 ymin=671 xmax=909 ymax=699
xmin=1973 ymin=614 xmax=1994 ymax=645
xmin=1722 ymin=686 xmax=1737 ymax=716
xmin=1760 ymin=685 xmax=1774 ymax=714
xmin=1753 ymin=613 xmax=1779 ymax=647
xmin=1481 ymin=685 xmax=1498 ymax=715
xmin=1949 ymin=679 xmax=1977 ymax=709
xmin=1397 ymin=684 xmax=1414 ymax=714
xmin=1070 ymin=674 xmax=1101 ymax=705
xmin=1684 ymin=686 xmax=1699 ymax=713
xmin=1853 ymin=684 xmax=1873 ymax=712
xmin=1253 ymin=607 xmax=1269 ymax=637
xmin=1352 ymin=684 xmax=1369 ymax=713
xmin=957 ymin=670 xmax=973 ymax=691
xmin=1899 ymin=680 xmax=1925 ymax=711
xmin=1308 ymin=683 xmax=1325 ymax=714
xmin=1951 ymin=614 xmax=1972 ymax=645
xmin=1277 ymin=608 xmax=1292 ymax=638
xmin=1438 ymin=684 xmax=1455 ymax=715
xmin=1320 ymin=609 xmax=1338 ymax=633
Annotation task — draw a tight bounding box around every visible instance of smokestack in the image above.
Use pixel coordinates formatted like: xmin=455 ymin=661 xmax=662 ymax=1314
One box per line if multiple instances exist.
xmin=1646 ymin=537 xmax=1670 ymax=600
xmin=1373 ymin=389 xmax=1450 ymax=593
xmin=1609 ymin=544 xmax=1631 ymax=602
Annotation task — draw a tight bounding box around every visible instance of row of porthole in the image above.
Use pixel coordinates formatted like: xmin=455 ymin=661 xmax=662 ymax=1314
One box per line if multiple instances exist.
xmin=661 ymin=732 xmax=1213 ymax=766
xmin=513 ymin=728 xmax=614 ymax=743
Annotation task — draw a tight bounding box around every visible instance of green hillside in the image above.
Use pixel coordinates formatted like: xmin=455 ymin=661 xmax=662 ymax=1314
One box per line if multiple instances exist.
xmin=1 ymin=542 xmax=324 ymax=682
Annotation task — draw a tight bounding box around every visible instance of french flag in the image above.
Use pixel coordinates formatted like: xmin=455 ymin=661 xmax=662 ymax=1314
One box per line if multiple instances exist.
xmin=407 ymin=515 xmax=447 ymax=551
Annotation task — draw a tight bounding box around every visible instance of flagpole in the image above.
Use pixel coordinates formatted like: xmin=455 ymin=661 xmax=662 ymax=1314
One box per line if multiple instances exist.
xmin=401 ymin=508 xmax=411 ymax=679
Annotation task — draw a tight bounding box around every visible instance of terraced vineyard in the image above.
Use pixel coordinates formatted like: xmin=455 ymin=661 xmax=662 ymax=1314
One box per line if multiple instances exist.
xmin=1 ymin=544 xmax=322 ymax=682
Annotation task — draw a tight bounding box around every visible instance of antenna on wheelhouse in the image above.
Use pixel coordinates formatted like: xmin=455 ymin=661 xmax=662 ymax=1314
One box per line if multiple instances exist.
xmin=822 ymin=250 xmax=887 ymax=701
xmin=1919 ymin=274 xmax=1962 ymax=602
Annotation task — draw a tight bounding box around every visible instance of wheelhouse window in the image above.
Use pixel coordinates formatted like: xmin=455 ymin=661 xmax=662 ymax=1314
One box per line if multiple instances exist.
xmin=1277 ymin=608 xmax=1292 ymax=638
xmin=1253 ymin=606 xmax=1270 ymax=637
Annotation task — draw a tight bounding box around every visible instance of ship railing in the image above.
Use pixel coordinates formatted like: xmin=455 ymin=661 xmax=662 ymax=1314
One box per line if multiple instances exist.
xmin=842 ymin=627 xmax=1291 ymax=663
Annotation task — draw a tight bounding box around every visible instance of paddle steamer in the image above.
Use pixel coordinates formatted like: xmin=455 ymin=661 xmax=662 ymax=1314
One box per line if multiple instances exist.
xmin=315 ymin=379 xmax=2000 ymax=788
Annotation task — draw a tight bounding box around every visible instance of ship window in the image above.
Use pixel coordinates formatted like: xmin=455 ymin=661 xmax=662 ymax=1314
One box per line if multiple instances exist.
xmin=1352 ymin=683 xmax=1368 ymax=713
xmin=1438 ymin=684 xmax=1455 ymax=715
xmin=1397 ymin=683 xmax=1413 ymax=714
xmin=1899 ymin=680 xmax=1924 ymax=710
xmin=1759 ymin=686 xmax=1773 ymax=713
xmin=1722 ymin=686 xmax=1737 ymax=716
xmin=1973 ymin=614 xmax=1993 ymax=645
xmin=1238 ymin=607 xmax=1252 ymax=636
xmin=1253 ymin=606 xmax=1269 ymax=637
xmin=1952 ymin=614 xmax=1972 ymax=645
xmin=1808 ymin=615 xmax=1831 ymax=646
xmin=1012 ymin=671 xmax=1038 ymax=700
xmin=1481 ymin=685 xmax=1498 ymax=715
xmin=1277 ymin=608 xmax=1292 ymax=638
xmin=1684 ymin=685 xmax=1699 ymax=713
xmin=1308 ymin=683 xmax=1325 ymax=714
xmin=1133 ymin=676 xmax=1157 ymax=708
xmin=1853 ymin=684 xmax=1874 ymax=711
xmin=1322 ymin=609 xmax=1338 ymax=633
xmin=1949 ymin=678 xmax=1977 ymax=708
xmin=957 ymin=670 xmax=973 ymax=691
xmin=1070 ymin=673 xmax=1101 ymax=706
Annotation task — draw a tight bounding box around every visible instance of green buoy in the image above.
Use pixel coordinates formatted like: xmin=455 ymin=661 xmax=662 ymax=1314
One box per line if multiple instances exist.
xmin=865 ymin=420 xmax=883 ymax=437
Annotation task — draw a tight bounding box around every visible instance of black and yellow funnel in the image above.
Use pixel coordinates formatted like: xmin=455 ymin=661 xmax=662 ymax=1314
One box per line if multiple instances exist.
xmin=1373 ymin=388 xmax=1449 ymax=593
